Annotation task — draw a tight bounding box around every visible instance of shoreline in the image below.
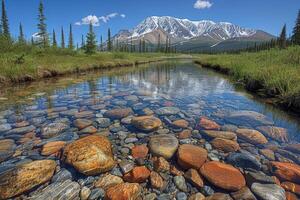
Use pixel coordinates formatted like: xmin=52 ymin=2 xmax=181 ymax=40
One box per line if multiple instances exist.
xmin=194 ymin=60 xmax=300 ymax=116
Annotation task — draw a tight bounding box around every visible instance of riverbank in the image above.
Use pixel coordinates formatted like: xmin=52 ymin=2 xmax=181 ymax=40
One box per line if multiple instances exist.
xmin=194 ymin=46 xmax=300 ymax=113
xmin=0 ymin=50 xmax=181 ymax=85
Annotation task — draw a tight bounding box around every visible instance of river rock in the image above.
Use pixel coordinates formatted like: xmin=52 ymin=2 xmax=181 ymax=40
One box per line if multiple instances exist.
xmin=80 ymin=186 xmax=91 ymax=200
xmin=256 ymin=126 xmax=289 ymax=143
xmin=155 ymin=107 xmax=180 ymax=115
xmin=123 ymin=166 xmax=151 ymax=183
xmin=284 ymin=143 xmax=300 ymax=154
xmin=184 ymin=168 xmax=204 ymax=189
xmin=174 ymin=175 xmax=188 ymax=192
xmin=285 ymin=192 xmax=298 ymax=200
xmin=259 ymin=149 xmax=275 ymax=160
xmin=153 ymin=156 xmax=170 ymax=172
xmin=188 ymin=193 xmax=205 ymax=200
xmin=41 ymin=141 xmax=66 ymax=156
xmin=251 ymin=183 xmax=286 ymax=200
xmin=270 ymin=162 xmax=300 ymax=183
xmin=29 ymin=179 xmax=80 ymax=200
xmin=198 ymin=117 xmax=220 ymax=130
xmin=0 ymin=139 xmax=16 ymax=162
xmin=0 ymin=160 xmax=56 ymax=199
xmin=96 ymin=118 xmax=111 ymax=128
xmin=177 ymin=144 xmax=207 ymax=170
xmin=235 ymin=129 xmax=268 ymax=145
xmin=6 ymin=125 xmax=35 ymax=135
xmin=104 ymin=108 xmax=133 ymax=119
xmin=78 ymin=126 xmax=97 ymax=134
xmin=94 ymin=174 xmax=124 ymax=190
xmin=172 ymin=119 xmax=189 ymax=129
xmin=41 ymin=122 xmax=69 ymax=138
xmin=0 ymin=123 xmax=11 ymax=133
xmin=200 ymin=161 xmax=246 ymax=191
xmin=231 ymin=187 xmax=257 ymax=200
xmin=202 ymin=130 xmax=237 ymax=140
xmin=225 ymin=110 xmax=273 ymax=127
xmin=226 ymin=152 xmax=261 ymax=170
xmin=63 ymin=135 xmax=115 ymax=175
xmin=105 ymin=183 xmax=142 ymax=200
xmin=131 ymin=145 xmax=148 ymax=159
xmin=73 ymin=118 xmax=93 ymax=130
xmin=245 ymin=171 xmax=276 ymax=186
xmin=205 ymin=193 xmax=233 ymax=200
xmin=281 ymin=182 xmax=300 ymax=196
xmin=149 ymin=134 xmax=179 ymax=159
xmin=211 ymin=138 xmax=240 ymax=153
xmin=150 ymin=171 xmax=165 ymax=190
xmin=131 ymin=116 xmax=162 ymax=132
xmin=51 ymin=168 xmax=73 ymax=183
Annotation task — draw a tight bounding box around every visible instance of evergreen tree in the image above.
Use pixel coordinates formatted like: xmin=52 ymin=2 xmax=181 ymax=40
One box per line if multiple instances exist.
xmin=85 ymin=22 xmax=97 ymax=54
xmin=130 ymin=37 xmax=133 ymax=52
xmin=1 ymin=0 xmax=10 ymax=39
xmin=37 ymin=1 xmax=49 ymax=47
xmin=61 ymin=27 xmax=65 ymax=48
xmin=107 ymin=28 xmax=112 ymax=51
xmin=165 ymin=36 xmax=168 ymax=53
xmin=292 ymin=10 xmax=300 ymax=45
xmin=18 ymin=23 xmax=25 ymax=44
xmin=68 ymin=24 xmax=74 ymax=49
xmin=157 ymin=34 xmax=161 ymax=52
xmin=31 ymin=37 xmax=35 ymax=45
xmin=142 ymin=39 xmax=146 ymax=52
xmin=81 ymin=34 xmax=85 ymax=50
xmin=278 ymin=24 xmax=287 ymax=49
xmin=52 ymin=29 xmax=57 ymax=47
xmin=100 ymin=35 xmax=103 ymax=51
xmin=139 ymin=39 xmax=142 ymax=53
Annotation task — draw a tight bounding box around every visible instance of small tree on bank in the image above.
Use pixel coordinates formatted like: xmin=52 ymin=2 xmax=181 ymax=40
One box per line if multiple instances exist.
xmin=107 ymin=28 xmax=112 ymax=51
xmin=52 ymin=29 xmax=57 ymax=47
xmin=61 ymin=27 xmax=65 ymax=48
xmin=292 ymin=10 xmax=300 ymax=45
xmin=1 ymin=0 xmax=10 ymax=40
xmin=37 ymin=1 xmax=49 ymax=47
xmin=18 ymin=23 xmax=25 ymax=44
xmin=85 ymin=22 xmax=97 ymax=54
xmin=278 ymin=24 xmax=287 ymax=49
xmin=68 ymin=24 xmax=74 ymax=50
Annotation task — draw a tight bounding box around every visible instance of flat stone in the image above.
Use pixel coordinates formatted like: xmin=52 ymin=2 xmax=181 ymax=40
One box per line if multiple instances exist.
xmin=155 ymin=107 xmax=180 ymax=115
xmin=41 ymin=141 xmax=66 ymax=156
xmin=270 ymin=162 xmax=300 ymax=183
xmin=231 ymin=187 xmax=257 ymax=200
xmin=51 ymin=168 xmax=73 ymax=183
xmin=284 ymin=143 xmax=300 ymax=154
xmin=149 ymin=134 xmax=179 ymax=159
xmin=225 ymin=110 xmax=274 ymax=127
xmin=177 ymin=144 xmax=207 ymax=170
xmin=178 ymin=130 xmax=192 ymax=139
xmin=0 ymin=123 xmax=12 ymax=133
xmin=73 ymin=119 xmax=93 ymax=130
xmin=259 ymin=149 xmax=275 ymax=161
xmin=226 ymin=152 xmax=261 ymax=170
xmin=29 ymin=179 xmax=80 ymax=200
xmin=198 ymin=117 xmax=220 ymax=130
xmin=123 ymin=166 xmax=151 ymax=183
xmin=251 ymin=183 xmax=286 ymax=200
xmin=104 ymin=108 xmax=133 ymax=119
xmin=94 ymin=174 xmax=124 ymax=190
xmin=202 ymin=130 xmax=237 ymax=140
xmin=256 ymin=126 xmax=289 ymax=143
xmin=131 ymin=116 xmax=162 ymax=132
xmin=281 ymin=182 xmax=300 ymax=196
xmin=188 ymin=193 xmax=205 ymax=200
xmin=174 ymin=175 xmax=188 ymax=192
xmin=41 ymin=123 xmax=69 ymax=139
xmin=173 ymin=119 xmax=189 ymax=129
xmin=0 ymin=139 xmax=16 ymax=163
xmin=74 ymin=111 xmax=94 ymax=119
xmin=211 ymin=138 xmax=240 ymax=153
xmin=79 ymin=126 xmax=97 ymax=134
xmin=205 ymin=193 xmax=233 ymax=200
xmin=63 ymin=135 xmax=115 ymax=175
xmin=200 ymin=161 xmax=246 ymax=191
xmin=184 ymin=168 xmax=204 ymax=189
xmin=245 ymin=171 xmax=276 ymax=186
xmin=235 ymin=129 xmax=268 ymax=145
xmin=105 ymin=183 xmax=142 ymax=200
xmin=6 ymin=125 xmax=35 ymax=135
xmin=0 ymin=160 xmax=56 ymax=199
xmin=150 ymin=171 xmax=165 ymax=190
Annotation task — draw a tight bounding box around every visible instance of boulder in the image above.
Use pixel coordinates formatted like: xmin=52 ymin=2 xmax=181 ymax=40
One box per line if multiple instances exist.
xmin=0 ymin=160 xmax=56 ymax=199
xmin=177 ymin=144 xmax=207 ymax=170
xmin=235 ymin=129 xmax=268 ymax=145
xmin=105 ymin=183 xmax=142 ymax=200
xmin=131 ymin=116 xmax=162 ymax=132
xmin=200 ymin=161 xmax=246 ymax=191
xmin=63 ymin=135 xmax=115 ymax=175
xmin=149 ymin=134 xmax=179 ymax=159
xmin=251 ymin=183 xmax=286 ymax=200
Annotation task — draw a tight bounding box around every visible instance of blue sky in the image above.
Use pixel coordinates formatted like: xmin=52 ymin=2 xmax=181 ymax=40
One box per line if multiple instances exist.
xmin=5 ymin=0 xmax=300 ymax=45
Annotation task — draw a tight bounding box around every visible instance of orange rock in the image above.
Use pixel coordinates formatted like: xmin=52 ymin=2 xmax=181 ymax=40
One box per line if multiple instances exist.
xmin=270 ymin=162 xmax=300 ymax=184
xmin=184 ymin=168 xmax=204 ymax=189
xmin=170 ymin=165 xmax=184 ymax=176
xmin=41 ymin=141 xmax=66 ymax=156
xmin=172 ymin=119 xmax=189 ymax=129
xmin=286 ymin=191 xmax=298 ymax=200
xmin=235 ymin=129 xmax=268 ymax=145
xmin=63 ymin=135 xmax=115 ymax=175
xmin=131 ymin=116 xmax=162 ymax=132
xmin=123 ymin=166 xmax=150 ymax=183
xmin=211 ymin=138 xmax=240 ymax=153
xmin=105 ymin=183 xmax=141 ymax=200
xmin=153 ymin=157 xmax=170 ymax=172
xmin=150 ymin=171 xmax=165 ymax=189
xmin=281 ymin=182 xmax=300 ymax=195
xmin=178 ymin=130 xmax=192 ymax=139
xmin=200 ymin=161 xmax=246 ymax=191
xmin=198 ymin=117 xmax=220 ymax=130
xmin=104 ymin=108 xmax=133 ymax=120
xmin=177 ymin=144 xmax=207 ymax=170
xmin=131 ymin=145 xmax=148 ymax=159
xmin=94 ymin=174 xmax=124 ymax=190
xmin=205 ymin=193 xmax=233 ymax=200
xmin=73 ymin=119 xmax=93 ymax=130
xmin=257 ymin=126 xmax=289 ymax=143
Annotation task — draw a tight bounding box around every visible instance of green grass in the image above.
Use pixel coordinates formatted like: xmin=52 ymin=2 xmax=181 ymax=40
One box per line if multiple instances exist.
xmin=194 ymin=46 xmax=300 ymax=110
xmin=0 ymin=48 xmax=175 ymax=83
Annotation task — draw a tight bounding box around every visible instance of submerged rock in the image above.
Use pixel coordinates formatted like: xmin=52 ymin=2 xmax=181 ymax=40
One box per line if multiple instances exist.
xmin=270 ymin=162 xmax=300 ymax=183
xmin=202 ymin=130 xmax=237 ymax=140
xmin=149 ymin=134 xmax=179 ymax=159
xmin=104 ymin=108 xmax=133 ymax=119
xmin=94 ymin=174 xmax=124 ymax=190
xmin=251 ymin=183 xmax=286 ymax=200
xmin=211 ymin=138 xmax=240 ymax=153
xmin=105 ymin=183 xmax=142 ymax=200
xmin=177 ymin=144 xmax=207 ymax=170
xmin=226 ymin=152 xmax=261 ymax=170
xmin=155 ymin=107 xmax=180 ymax=115
xmin=256 ymin=126 xmax=289 ymax=143
xmin=131 ymin=116 xmax=162 ymax=132
xmin=226 ymin=110 xmax=274 ymax=127
xmin=41 ymin=122 xmax=69 ymax=139
xmin=198 ymin=117 xmax=220 ymax=130
xmin=0 ymin=139 xmax=16 ymax=163
xmin=235 ymin=128 xmax=268 ymax=145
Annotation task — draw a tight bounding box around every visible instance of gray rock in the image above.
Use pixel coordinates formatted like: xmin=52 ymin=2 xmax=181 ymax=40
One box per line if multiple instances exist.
xmin=125 ymin=137 xmax=138 ymax=143
xmin=80 ymin=186 xmax=91 ymax=200
xmin=251 ymin=183 xmax=286 ymax=200
xmin=231 ymin=186 xmax=257 ymax=200
xmin=226 ymin=152 xmax=261 ymax=170
xmin=149 ymin=134 xmax=179 ymax=159
xmin=155 ymin=107 xmax=180 ymax=115
xmin=51 ymin=168 xmax=73 ymax=183
xmin=144 ymin=193 xmax=157 ymax=200
xmin=0 ymin=123 xmax=12 ymax=133
xmin=29 ymin=180 xmax=80 ymax=200
xmin=176 ymin=192 xmax=187 ymax=200
xmin=88 ymin=188 xmax=105 ymax=200
xmin=96 ymin=118 xmax=111 ymax=128
xmin=119 ymin=160 xmax=134 ymax=174
xmin=5 ymin=125 xmax=35 ymax=135
xmin=41 ymin=123 xmax=69 ymax=139
xmin=245 ymin=171 xmax=276 ymax=186
xmin=157 ymin=194 xmax=172 ymax=200
xmin=174 ymin=176 xmax=188 ymax=192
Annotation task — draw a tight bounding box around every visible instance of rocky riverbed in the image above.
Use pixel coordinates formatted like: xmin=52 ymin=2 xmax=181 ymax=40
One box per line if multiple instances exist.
xmin=0 ymin=62 xmax=300 ymax=200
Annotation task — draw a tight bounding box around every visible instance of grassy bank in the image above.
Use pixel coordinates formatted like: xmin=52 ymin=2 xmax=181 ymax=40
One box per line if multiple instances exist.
xmin=194 ymin=46 xmax=300 ymax=112
xmin=0 ymin=48 xmax=178 ymax=84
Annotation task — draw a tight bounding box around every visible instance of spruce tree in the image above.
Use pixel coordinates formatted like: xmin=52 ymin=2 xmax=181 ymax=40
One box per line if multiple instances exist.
xmin=139 ymin=39 xmax=142 ymax=53
xmin=37 ymin=0 xmax=49 ymax=47
xmin=85 ymin=22 xmax=97 ymax=54
xmin=81 ymin=34 xmax=85 ymax=50
xmin=130 ymin=37 xmax=133 ymax=52
xmin=165 ymin=36 xmax=168 ymax=53
xmin=107 ymin=28 xmax=112 ymax=51
xmin=61 ymin=27 xmax=65 ymax=48
xmin=292 ymin=10 xmax=300 ymax=45
xmin=18 ymin=23 xmax=25 ymax=44
xmin=157 ymin=34 xmax=161 ymax=52
xmin=100 ymin=35 xmax=103 ymax=51
xmin=68 ymin=24 xmax=74 ymax=50
xmin=142 ymin=39 xmax=146 ymax=52
xmin=278 ymin=24 xmax=287 ymax=49
xmin=52 ymin=29 xmax=57 ymax=47
xmin=1 ymin=0 xmax=10 ymax=39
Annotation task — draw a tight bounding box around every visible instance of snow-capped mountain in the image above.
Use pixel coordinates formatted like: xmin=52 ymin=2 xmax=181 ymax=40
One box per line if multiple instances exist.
xmin=113 ymin=16 xmax=274 ymax=51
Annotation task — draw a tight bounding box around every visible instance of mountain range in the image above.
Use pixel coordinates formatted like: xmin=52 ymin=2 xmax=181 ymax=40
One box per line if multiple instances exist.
xmin=113 ymin=16 xmax=275 ymax=52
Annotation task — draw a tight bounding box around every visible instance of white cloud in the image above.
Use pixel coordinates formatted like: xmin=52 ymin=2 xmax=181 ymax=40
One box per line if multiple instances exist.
xmin=194 ymin=0 xmax=213 ymax=9
xmin=75 ymin=13 xmax=126 ymax=26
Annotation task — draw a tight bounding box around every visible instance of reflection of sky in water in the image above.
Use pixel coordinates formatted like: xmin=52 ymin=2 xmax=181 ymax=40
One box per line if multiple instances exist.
xmin=2 ymin=61 xmax=300 ymax=141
